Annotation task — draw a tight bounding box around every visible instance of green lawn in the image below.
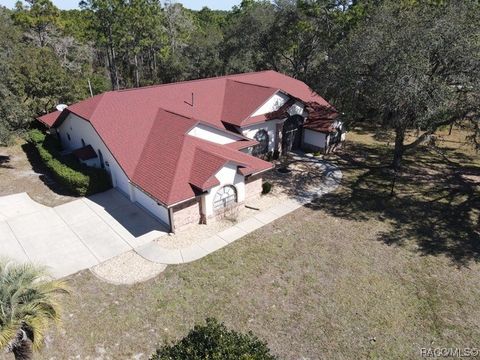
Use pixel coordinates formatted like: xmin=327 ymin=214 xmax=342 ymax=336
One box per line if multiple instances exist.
xmin=5 ymin=128 xmax=478 ymax=360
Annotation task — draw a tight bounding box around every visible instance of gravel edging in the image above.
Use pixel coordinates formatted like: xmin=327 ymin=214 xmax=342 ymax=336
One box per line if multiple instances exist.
xmin=90 ymin=251 xmax=167 ymax=285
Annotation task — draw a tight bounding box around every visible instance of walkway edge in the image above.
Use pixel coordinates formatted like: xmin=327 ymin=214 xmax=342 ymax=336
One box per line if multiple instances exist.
xmin=134 ymin=158 xmax=342 ymax=265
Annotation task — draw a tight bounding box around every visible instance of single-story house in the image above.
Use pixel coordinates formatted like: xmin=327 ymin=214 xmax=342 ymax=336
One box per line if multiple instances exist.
xmin=37 ymin=70 xmax=344 ymax=232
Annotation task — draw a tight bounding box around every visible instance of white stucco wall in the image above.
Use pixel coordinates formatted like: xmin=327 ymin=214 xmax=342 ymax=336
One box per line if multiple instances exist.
xmin=303 ymin=129 xmax=328 ymax=149
xmin=251 ymin=92 xmax=289 ymax=116
xmin=203 ymin=163 xmax=245 ymax=217
xmin=81 ymin=158 xmax=98 ymax=168
xmin=131 ymin=187 xmax=170 ymax=226
xmin=287 ymin=101 xmax=305 ymax=116
xmin=241 ymin=120 xmax=282 ymax=153
xmin=187 ymin=124 xmax=240 ymax=144
xmin=57 ymin=114 xmax=131 ymax=196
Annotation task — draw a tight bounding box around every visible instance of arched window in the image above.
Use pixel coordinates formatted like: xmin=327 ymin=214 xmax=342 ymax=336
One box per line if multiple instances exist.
xmin=213 ymin=185 xmax=237 ymax=212
xmin=252 ymin=129 xmax=269 ymax=156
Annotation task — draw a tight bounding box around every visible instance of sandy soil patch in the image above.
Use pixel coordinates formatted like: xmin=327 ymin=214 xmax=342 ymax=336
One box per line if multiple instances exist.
xmin=91 ymin=251 xmax=167 ymax=285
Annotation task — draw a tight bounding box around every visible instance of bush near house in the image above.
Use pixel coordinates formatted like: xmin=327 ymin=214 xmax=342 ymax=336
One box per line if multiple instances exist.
xmin=151 ymin=318 xmax=277 ymax=360
xmin=262 ymin=181 xmax=272 ymax=195
xmin=28 ymin=129 xmax=111 ymax=196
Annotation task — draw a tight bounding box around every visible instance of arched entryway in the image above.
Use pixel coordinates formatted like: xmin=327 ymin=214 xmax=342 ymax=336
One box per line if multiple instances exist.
xmin=252 ymin=129 xmax=269 ymax=156
xmin=282 ymin=115 xmax=303 ymax=153
xmin=213 ymin=185 xmax=237 ymax=212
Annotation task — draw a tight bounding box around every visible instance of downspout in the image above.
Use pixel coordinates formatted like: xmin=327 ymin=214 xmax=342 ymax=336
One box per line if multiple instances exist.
xmin=168 ymin=207 xmax=175 ymax=234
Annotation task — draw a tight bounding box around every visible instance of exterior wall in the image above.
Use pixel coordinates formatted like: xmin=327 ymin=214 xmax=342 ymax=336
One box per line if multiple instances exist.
xmin=245 ymin=174 xmax=263 ymax=200
xmin=57 ymin=113 xmax=131 ymax=196
xmin=287 ymin=101 xmax=305 ymax=116
xmin=240 ymin=119 xmax=283 ymax=153
xmin=252 ymin=92 xmax=289 ymax=116
xmin=81 ymin=158 xmax=99 ymax=168
xmin=131 ymin=186 xmax=170 ymax=226
xmin=204 ymin=162 xmax=245 ymax=217
xmin=302 ymin=128 xmax=328 ymax=151
xmin=187 ymin=124 xmax=240 ymax=144
xmin=172 ymin=198 xmax=201 ymax=230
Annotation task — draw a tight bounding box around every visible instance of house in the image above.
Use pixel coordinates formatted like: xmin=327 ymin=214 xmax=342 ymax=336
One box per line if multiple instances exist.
xmin=37 ymin=70 xmax=343 ymax=232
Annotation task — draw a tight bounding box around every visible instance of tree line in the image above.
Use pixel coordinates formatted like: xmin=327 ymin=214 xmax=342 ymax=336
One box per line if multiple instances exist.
xmin=0 ymin=0 xmax=479 ymax=168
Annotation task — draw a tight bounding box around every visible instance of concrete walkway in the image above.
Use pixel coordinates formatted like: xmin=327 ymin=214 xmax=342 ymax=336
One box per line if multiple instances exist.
xmin=136 ymin=156 xmax=342 ymax=265
xmin=0 ymin=156 xmax=341 ymax=278
xmin=0 ymin=190 xmax=168 ymax=278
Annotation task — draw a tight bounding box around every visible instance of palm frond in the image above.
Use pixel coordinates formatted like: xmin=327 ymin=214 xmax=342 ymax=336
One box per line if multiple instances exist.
xmin=0 ymin=258 xmax=70 ymax=353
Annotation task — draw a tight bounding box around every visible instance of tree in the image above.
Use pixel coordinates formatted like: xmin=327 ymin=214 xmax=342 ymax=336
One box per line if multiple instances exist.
xmin=264 ymin=0 xmax=339 ymax=80
xmin=80 ymin=0 xmax=123 ymax=90
xmin=182 ymin=7 xmax=226 ymax=79
xmin=80 ymin=0 xmax=165 ymax=89
xmin=317 ymin=0 xmax=480 ymax=169
xmin=15 ymin=46 xmax=79 ymax=115
xmin=0 ymin=259 xmax=69 ymax=360
xmin=12 ymin=0 xmax=60 ymax=47
xmin=221 ymin=0 xmax=276 ymax=73
xmin=155 ymin=1 xmax=195 ymax=83
xmin=151 ymin=318 xmax=277 ymax=360
xmin=0 ymin=7 xmax=32 ymax=145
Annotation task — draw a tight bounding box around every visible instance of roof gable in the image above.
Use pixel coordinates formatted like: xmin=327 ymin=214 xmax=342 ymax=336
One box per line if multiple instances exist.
xmin=220 ymin=80 xmax=278 ymax=126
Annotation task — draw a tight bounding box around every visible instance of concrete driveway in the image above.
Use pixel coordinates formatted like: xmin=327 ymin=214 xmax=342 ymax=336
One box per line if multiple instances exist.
xmin=0 ymin=189 xmax=168 ymax=278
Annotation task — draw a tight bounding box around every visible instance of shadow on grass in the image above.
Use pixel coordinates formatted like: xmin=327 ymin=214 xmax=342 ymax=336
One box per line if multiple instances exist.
xmin=0 ymin=155 xmax=13 ymax=169
xmin=21 ymin=142 xmax=78 ymax=198
xmin=307 ymin=141 xmax=480 ymax=267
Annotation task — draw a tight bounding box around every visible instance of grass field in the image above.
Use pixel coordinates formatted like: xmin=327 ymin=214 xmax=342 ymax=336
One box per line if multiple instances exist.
xmin=1 ymin=128 xmax=478 ymax=360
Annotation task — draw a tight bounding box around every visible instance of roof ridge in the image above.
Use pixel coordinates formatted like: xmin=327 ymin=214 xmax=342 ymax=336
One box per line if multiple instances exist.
xmin=114 ymin=70 xmax=276 ymax=93
xmin=188 ymin=147 xmax=230 ymax=189
xmin=165 ymin=136 xmax=196 ymax=203
xmin=162 ymin=107 xmax=196 ymax=120
xmin=227 ymin=78 xmax=277 ymax=90
xmin=86 ymin=92 xmax=108 ymax=121
xmin=186 ymin=135 xmax=249 ymax=167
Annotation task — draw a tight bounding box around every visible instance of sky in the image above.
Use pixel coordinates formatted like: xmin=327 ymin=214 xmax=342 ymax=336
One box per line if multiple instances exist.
xmin=0 ymin=0 xmax=242 ymax=11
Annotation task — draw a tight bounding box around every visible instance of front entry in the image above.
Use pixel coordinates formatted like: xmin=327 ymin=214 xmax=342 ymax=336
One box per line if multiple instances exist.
xmin=282 ymin=115 xmax=303 ymax=154
xmin=213 ymin=185 xmax=237 ymax=212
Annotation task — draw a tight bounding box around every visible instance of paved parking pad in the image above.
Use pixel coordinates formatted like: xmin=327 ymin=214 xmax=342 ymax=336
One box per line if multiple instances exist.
xmin=0 ymin=190 xmax=168 ymax=278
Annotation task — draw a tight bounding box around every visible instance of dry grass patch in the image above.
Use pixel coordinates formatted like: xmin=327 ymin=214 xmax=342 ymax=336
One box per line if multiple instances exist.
xmin=1 ymin=127 xmax=477 ymax=359
xmin=0 ymin=139 xmax=76 ymax=206
xmin=6 ymin=204 xmax=477 ymax=360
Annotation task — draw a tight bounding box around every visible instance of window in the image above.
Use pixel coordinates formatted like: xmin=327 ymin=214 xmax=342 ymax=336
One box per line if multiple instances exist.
xmin=252 ymin=129 xmax=269 ymax=156
xmin=98 ymin=149 xmax=105 ymax=169
xmin=81 ymin=139 xmax=86 ymax=147
xmin=67 ymin=133 xmax=71 ymax=141
xmin=213 ymin=185 xmax=237 ymax=211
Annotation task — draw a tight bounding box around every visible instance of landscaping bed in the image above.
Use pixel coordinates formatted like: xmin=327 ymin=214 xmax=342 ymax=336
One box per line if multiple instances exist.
xmin=28 ymin=129 xmax=111 ymax=196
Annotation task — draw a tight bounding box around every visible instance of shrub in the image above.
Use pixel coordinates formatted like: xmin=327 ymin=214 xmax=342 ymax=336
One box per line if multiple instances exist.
xmin=27 ymin=130 xmax=111 ymax=196
xmin=151 ymin=318 xmax=277 ymax=360
xmin=262 ymin=181 xmax=272 ymax=195
xmin=313 ymin=151 xmax=322 ymax=157
xmin=28 ymin=128 xmax=46 ymax=144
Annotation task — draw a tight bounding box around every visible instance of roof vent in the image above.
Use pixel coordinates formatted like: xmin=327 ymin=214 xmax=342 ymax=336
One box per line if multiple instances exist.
xmin=56 ymin=104 xmax=68 ymax=112
xmin=184 ymin=93 xmax=194 ymax=107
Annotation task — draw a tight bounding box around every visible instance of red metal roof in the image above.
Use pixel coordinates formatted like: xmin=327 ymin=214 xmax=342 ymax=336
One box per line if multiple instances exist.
xmin=37 ymin=70 xmax=333 ymax=128
xmin=303 ymin=102 xmax=339 ymax=133
xmin=35 ymin=70 xmax=336 ymax=205
xmin=37 ymin=110 xmax=61 ymax=127
xmin=128 ymin=109 xmax=273 ymax=206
